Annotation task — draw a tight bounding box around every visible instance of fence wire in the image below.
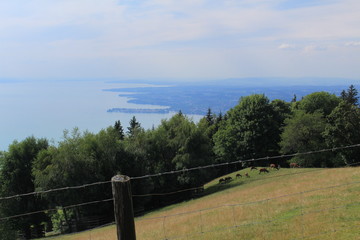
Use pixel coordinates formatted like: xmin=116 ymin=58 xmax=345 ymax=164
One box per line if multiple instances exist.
xmin=1 ymin=143 xmax=359 ymax=202
xmin=0 ymin=198 xmax=113 ymax=221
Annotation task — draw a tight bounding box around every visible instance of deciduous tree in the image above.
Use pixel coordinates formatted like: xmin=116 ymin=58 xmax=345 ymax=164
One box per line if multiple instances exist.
xmin=0 ymin=137 xmax=49 ymax=238
xmin=324 ymin=101 xmax=360 ymax=165
xmin=213 ymin=94 xmax=281 ymax=165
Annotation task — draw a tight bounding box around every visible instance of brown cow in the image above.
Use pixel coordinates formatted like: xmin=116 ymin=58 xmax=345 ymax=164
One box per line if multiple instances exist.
xmin=245 ymin=173 xmax=250 ymax=178
xmin=236 ymin=173 xmax=242 ymax=178
xmin=290 ymin=163 xmax=300 ymax=168
xmin=270 ymin=163 xmax=280 ymax=170
xmin=225 ymin=176 xmax=233 ymax=182
xmin=259 ymin=168 xmax=269 ymax=174
xmin=250 ymin=166 xmax=258 ymax=171
xmin=218 ymin=178 xmax=225 ymax=184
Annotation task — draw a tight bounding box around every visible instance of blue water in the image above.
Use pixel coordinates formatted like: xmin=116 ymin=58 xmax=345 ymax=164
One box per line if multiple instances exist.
xmin=1 ymin=78 xmax=357 ymax=151
xmin=0 ymin=80 xmax=202 ymax=151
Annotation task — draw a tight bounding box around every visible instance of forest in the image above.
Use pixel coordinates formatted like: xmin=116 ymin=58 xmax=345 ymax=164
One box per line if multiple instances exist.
xmin=1 ymin=85 xmax=360 ymax=239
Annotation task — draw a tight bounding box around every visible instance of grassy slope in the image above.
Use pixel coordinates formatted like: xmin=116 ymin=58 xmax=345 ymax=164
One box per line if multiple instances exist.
xmin=41 ymin=167 xmax=360 ymax=240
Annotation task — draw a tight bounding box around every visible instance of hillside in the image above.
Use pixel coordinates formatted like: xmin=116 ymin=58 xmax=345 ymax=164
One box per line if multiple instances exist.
xmin=43 ymin=167 xmax=360 ymax=240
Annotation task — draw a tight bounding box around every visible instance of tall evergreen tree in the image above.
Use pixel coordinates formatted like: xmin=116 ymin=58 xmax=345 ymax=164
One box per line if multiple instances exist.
xmin=341 ymin=84 xmax=359 ymax=106
xmin=114 ymin=120 xmax=125 ymax=140
xmin=205 ymin=108 xmax=214 ymax=125
xmin=127 ymin=116 xmax=141 ymax=137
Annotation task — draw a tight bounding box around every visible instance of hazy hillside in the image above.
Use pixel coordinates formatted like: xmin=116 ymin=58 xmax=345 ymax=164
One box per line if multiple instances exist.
xmin=104 ymin=80 xmax=358 ymax=115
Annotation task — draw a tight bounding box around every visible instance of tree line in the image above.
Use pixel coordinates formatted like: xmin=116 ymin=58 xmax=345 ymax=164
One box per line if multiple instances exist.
xmin=0 ymin=85 xmax=359 ymax=239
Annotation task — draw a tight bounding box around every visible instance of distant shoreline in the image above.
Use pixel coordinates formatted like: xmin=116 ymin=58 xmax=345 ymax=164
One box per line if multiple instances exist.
xmin=105 ymin=84 xmax=358 ymax=115
xmin=107 ymin=108 xmax=170 ymax=114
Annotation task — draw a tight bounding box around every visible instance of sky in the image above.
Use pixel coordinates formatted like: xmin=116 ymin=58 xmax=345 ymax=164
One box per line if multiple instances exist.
xmin=0 ymin=0 xmax=360 ymax=80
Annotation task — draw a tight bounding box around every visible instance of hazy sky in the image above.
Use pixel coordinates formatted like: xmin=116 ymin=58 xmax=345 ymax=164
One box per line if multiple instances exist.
xmin=1 ymin=0 xmax=360 ymax=80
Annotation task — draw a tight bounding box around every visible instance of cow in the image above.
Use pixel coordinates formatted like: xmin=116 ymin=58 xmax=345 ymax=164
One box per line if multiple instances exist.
xmin=218 ymin=178 xmax=225 ymax=184
xmin=270 ymin=163 xmax=280 ymax=170
xmin=236 ymin=173 xmax=242 ymax=178
xmin=245 ymin=173 xmax=250 ymax=178
xmin=250 ymin=166 xmax=258 ymax=171
xmin=259 ymin=168 xmax=269 ymax=174
xmin=225 ymin=176 xmax=233 ymax=182
xmin=290 ymin=163 xmax=300 ymax=168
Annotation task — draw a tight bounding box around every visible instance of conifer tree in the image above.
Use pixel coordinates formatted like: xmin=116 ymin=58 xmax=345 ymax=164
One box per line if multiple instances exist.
xmin=341 ymin=84 xmax=359 ymax=106
xmin=127 ymin=116 xmax=141 ymax=137
xmin=114 ymin=120 xmax=125 ymax=140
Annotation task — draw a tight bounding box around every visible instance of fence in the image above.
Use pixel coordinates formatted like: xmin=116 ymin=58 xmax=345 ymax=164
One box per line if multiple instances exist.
xmin=0 ymin=144 xmax=360 ymax=239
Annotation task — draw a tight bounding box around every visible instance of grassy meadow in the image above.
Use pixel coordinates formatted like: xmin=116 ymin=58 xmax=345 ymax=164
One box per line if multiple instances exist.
xmin=40 ymin=167 xmax=360 ymax=240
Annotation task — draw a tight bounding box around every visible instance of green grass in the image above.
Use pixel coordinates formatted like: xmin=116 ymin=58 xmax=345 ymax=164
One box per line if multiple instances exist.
xmin=38 ymin=167 xmax=360 ymax=240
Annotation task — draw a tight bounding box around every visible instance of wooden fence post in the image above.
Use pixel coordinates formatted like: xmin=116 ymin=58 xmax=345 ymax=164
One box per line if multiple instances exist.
xmin=111 ymin=175 xmax=136 ymax=240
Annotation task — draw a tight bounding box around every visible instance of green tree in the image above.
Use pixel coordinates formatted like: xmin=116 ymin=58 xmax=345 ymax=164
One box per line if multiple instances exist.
xmin=198 ymin=109 xmax=222 ymax=145
xmin=205 ymin=108 xmax=215 ymax=126
xmin=145 ymin=113 xmax=213 ymax=202
xmin=340 ymin=84 xmax=359 ymax=106
xmin=213 ymin=94 xmax=281 ymax=165
xmin=0 ymin=220 xmax=17 ymax=240
xmin=114 ymin=120 xmax=125 ymax=140
xmin=280 ymin=111 xmax=331 ymax=167
xmin=271 ymin=99 xmax=291 ymax=128
xmin=127 ymin=116 xmax=142 ymax=137
xmin=33 ymin=128 xmax=123 ymax=232
xmin=323 ymin=101 xmax=360 ymax=165
xmin=295 ymin=91 xmax=341 ymax=116
xmin=0 ymin=137 xmax=49 ymax=238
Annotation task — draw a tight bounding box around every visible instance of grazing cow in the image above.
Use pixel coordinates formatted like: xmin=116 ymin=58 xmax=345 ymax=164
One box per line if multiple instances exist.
xmin=259 ymin=168 xmax=269 ymax=174
xmin=218 ymin=178 xmax=225 ymax=184
xmin=290 ymin=163 xmax=300 ymax=168
xmin=245 ymin=173 xmax=250 ymax=178
xmin=270 ymin=163 xmax=280 ymax=170
xmin=225 ymin=176 xmax=233 ymax=182
xmin=250 ymin=166 xmax=258 ymax=171
xmin=236 ymin=173 xmax=242 ymax=178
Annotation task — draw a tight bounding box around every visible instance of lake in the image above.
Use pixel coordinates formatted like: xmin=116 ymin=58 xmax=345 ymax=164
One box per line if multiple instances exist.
xmin=0 ymin=80 xmax=202 ymax=151
xmin=1 ymin=78 xmax=357 ymax=151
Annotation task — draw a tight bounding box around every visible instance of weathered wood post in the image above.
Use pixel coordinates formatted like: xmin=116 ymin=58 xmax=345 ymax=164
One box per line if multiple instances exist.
xmin=111 ymin=175 xmax=136 ymax=240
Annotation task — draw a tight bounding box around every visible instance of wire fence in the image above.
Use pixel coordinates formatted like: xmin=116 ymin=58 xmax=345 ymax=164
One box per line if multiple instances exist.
xmin=0 ymin=143 xmax=359 ymax=239
xmin=2 ymin=162 xmax=357 ymax=224
xmin=130 ymin=143 xmax=360 ymax=180
xmin=1 ymin=143 xmax=359 ymax=202
xmin=0 ymin=198 xmax=114 ymax=221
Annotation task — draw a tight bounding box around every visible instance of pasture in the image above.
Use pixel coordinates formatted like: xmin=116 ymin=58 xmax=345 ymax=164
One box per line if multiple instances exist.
xmin=39 ymin=167 xmax=360 ymax=240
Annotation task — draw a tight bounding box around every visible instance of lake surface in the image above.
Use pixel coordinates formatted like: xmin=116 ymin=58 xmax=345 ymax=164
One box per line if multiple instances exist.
xmin=0 ymin=80 xmax=202 ymax=151
xmin=1 ymin=78 xmax=357 ymax=151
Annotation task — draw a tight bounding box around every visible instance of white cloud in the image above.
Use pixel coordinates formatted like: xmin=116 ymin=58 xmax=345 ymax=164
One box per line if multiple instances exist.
xmin=345 ymin=41 xmax=360 ymax=47
xmin=303 ymin=44 xmax=327 ymax=53
xmin=0 ymin=0 xmax=360 ymax=79
xmin=278 ymin=43 xmax=297 ymax=50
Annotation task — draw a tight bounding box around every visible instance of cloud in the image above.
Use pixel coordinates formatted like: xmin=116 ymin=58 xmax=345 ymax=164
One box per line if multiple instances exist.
xmin=303 ymin=45 xmax=327 ymax=53
xmin=278 ymin=43 xmax=297 ymax=50
xmin=345 ymin=41 xmax=360 ymax=47
xmin=0 ymin=0 xmax=360 ymax=79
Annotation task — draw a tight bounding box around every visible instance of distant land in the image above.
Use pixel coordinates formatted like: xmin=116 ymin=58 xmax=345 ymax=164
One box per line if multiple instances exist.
xmin=107 ymin=108 xmax=170 ymax=114
xmin=104 ymin=78 xmax=360 ymax=115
